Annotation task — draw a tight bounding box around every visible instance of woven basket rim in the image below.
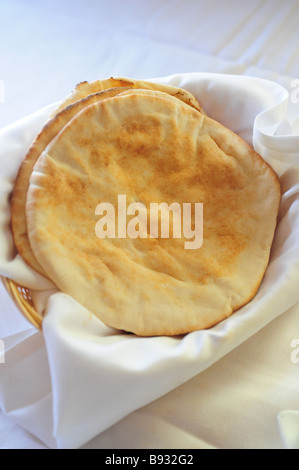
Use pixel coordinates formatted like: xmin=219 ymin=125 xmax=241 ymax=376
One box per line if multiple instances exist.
xmin=1 ymin=275 xmax=42 ymax=329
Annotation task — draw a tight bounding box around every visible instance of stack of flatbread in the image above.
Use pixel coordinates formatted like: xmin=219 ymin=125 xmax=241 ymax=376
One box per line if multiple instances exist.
xmin=11 ymin=76 xmax=281 ymax=336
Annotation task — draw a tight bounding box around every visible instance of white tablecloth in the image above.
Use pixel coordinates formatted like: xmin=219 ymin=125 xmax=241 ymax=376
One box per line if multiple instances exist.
xmin=1 ymin=0 xmax=299 ymax=450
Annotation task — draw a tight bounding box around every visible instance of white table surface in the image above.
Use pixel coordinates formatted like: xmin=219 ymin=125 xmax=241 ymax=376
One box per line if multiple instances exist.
xmin=1 ymin=0 xmax=299 ymax=449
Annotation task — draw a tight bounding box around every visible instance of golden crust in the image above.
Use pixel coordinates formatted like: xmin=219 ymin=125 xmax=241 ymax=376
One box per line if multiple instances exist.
xmin=56 ymin=76 xmax=206 ymax=115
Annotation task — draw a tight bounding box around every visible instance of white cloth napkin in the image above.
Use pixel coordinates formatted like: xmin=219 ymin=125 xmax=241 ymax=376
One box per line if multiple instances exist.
xmin=278 ymin=410 xmax=299 ymax=449
xmin=0 ymin=73 xmax=298 ymax=449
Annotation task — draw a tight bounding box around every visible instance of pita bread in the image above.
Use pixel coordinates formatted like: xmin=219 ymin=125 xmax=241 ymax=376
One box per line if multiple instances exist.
xmin=11 ymin=87 xmax=132 ymax=275
xmin=26 ymin=92 xmax=280 ymax=336
xmin=12 ymin=79 xmax=204 ymax=276
xmin=55 ymin=76 xmax=206 ymax=115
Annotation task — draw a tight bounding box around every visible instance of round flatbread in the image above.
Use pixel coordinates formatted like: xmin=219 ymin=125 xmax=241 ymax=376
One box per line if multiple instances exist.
xmin=26 ymin=92 xmax=280 ymax=336
xmin=12 ymin=79 xmax=204 ymax=276
xmin=55 ymin=76 xmax=206 ymax=115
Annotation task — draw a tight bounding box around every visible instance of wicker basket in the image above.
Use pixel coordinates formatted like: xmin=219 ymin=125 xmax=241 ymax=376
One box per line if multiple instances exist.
xmin=1 ymin=276 xmax=42 ymax=329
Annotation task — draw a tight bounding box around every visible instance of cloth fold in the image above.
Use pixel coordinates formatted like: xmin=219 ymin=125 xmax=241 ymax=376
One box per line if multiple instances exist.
xmin=0 ymin=73 xmax=298 ymax=449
